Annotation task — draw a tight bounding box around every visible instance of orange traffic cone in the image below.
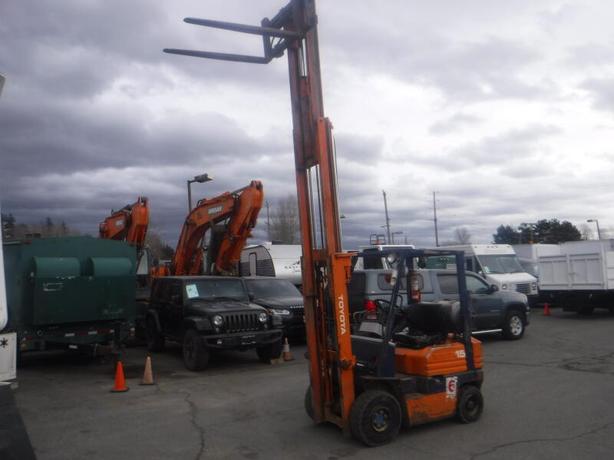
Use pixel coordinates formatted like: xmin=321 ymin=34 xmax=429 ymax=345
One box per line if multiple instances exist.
xmin=282 ymin=338 xmax=294 ymax=362
xmin=140 ymin=355 xmax=155 ymax=386
xmin=543 ymin=302 xmax=551 ymax=316
xmin=111 ymin=360 xmax=129 ymax=392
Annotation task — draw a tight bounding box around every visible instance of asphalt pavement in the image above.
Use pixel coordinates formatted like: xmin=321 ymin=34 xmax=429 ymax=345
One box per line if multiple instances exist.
xmin=13 ymin=309 xmax=614 ymax=459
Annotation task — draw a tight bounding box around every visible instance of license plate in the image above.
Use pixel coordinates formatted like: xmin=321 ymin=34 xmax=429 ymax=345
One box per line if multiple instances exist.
xmin=241 ymin=334 xmax=256 ymax=345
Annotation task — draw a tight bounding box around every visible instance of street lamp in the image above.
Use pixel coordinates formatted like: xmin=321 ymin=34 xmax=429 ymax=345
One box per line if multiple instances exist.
xmin=587 ymin=219 xmax=601 ymax=240
xmin=187 ymin=173 xmax=213 ymax=212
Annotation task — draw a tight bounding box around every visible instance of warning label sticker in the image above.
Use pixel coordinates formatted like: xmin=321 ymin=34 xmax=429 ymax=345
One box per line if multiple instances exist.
xmin=446 ymin=376 xmax=458 ymax=399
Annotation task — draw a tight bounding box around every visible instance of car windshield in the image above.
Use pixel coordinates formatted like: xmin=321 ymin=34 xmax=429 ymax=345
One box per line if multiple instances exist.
xmin=184 ymin=279 xmax=248 ymax=302
xmin=477 ymin=255 xmax=525 ymax=274
xmin=245 ymin=279 xmax=301 ymax=298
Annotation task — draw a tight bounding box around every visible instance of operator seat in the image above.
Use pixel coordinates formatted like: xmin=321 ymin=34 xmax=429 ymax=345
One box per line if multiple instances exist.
xmin=393 ymin=301 xmax=463 ymax=349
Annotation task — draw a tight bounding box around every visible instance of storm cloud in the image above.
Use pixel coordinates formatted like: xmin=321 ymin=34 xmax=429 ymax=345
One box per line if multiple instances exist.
xmin=2 ymin=0 xmax=614 ymax=248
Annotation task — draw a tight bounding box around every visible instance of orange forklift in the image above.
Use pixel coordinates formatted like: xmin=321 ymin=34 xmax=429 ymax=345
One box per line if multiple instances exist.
xmin=164 ymin=0 xmax=484 ymax=446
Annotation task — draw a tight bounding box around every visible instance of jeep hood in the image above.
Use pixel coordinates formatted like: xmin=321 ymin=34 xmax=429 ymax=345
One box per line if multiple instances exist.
xmin=188 ymin=300 xmax=265 ymax=314
xmin=251 ymin=296 xmax=303 ymax=309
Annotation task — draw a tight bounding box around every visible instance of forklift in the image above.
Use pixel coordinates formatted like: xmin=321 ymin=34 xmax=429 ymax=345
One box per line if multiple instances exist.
xmin=164 ymin=0 xmax=484 ymax=446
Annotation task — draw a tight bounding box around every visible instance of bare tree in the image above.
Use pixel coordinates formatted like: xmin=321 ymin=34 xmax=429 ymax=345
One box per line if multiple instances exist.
xmin=579 ymin=224 xmax=594 ymax=240
xmin=269 ymin=195 xmax=300 ymax=244
xmin=145 ymin=230 xmax=174 ymax=261
xmin=453 ymin=227 xmax=472 ymax=244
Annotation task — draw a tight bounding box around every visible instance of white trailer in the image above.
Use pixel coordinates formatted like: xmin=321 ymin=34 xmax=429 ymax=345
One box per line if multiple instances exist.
xmin=0 ymin=76 xmax=17 ymax=384
xmin=240 ymin=243 xmax=302 ymax=287
xmin=512 ymin=244 xmax=560 ymax=278
xmin=538 ymin=240 xmax=614 ymax=314
xmin=1 ymin=215 xmax=17 ymax=383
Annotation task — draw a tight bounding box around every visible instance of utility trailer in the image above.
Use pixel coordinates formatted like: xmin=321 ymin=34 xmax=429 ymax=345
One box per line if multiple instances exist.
xmin=3 ymin=236 xmax=137 ymax=357
xmin=538 ymin=240 xmax=614 ymax=314
xmin=239 ymin=243 xmax=302 ymax=287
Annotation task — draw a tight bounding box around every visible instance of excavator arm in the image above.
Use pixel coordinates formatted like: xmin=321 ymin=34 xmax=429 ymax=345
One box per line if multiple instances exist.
xmin=99 ymin=196 xmax=150 ymax=258
xmin=171 ymin=180 xmax=264 ymax=276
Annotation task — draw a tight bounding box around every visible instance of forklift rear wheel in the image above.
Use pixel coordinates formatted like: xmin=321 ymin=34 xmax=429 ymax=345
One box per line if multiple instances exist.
xmin=304 ymin=386 xmax=314 ymax=420
xmin=457 ymin=385 xmax=483 ymax=423
xmin=146 ymin=317 xmax=165 ymax=352
xmin=182 ymin=329 xmax=209 ymax=371
xmin=350 ymin=390 xmax=402 ymax=447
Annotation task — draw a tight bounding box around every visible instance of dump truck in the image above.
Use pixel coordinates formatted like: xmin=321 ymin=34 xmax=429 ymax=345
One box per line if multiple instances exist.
xmin=2 ymin=236 xmax=137 ymax=357
xmin=538 ymin=239 xmax=614 ymax=315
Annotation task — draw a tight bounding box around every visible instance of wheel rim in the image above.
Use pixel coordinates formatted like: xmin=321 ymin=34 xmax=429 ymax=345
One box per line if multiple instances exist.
xmin=509 ymin=315 xmax=523 ymax=335
xmin=371 ymin=406 xmax=390 ymax=432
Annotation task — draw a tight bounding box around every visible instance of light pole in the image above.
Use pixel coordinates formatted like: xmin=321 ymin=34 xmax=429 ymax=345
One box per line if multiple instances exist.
xmin=587 ymin=219 xmax=601 ymax=240
xmin=187 ymin=173 xmax=213 ymax=212
xmin=382 ymin=190 xmax=391 ymax=244
xmin=433 ymin=191 xmax=439 ymax=247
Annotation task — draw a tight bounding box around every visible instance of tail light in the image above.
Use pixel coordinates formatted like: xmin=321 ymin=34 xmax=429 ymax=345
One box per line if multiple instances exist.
xmin=409 ymin=272 xmax=422 ymax=303
xmin=364 ymin=299 xmax=377 ymax=312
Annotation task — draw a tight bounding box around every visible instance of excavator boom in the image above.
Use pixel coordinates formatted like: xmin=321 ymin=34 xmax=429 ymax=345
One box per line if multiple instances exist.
xmin=99 ymin=196 xmax=150 ymax=257
xmin=171 ymin=180 xmax=264 ymax=276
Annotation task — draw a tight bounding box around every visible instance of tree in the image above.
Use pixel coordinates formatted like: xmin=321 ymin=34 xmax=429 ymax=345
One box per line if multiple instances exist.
xmin=145 ymin=231 xmax=174 ymax=261
xmin=493 ymin=219 xmax=582 ymax=244
xmin=453 ymin=227 xmax=472 ymax=244
xmin=269 ymin=195 xmax=300 ymax=244
xmin=579 ymin=224 xmax=594 ymax=241
xmin=493 ymin=225 xmax=519 ymax=244
xmin=1 ymin=213 xmax=15 ymax=239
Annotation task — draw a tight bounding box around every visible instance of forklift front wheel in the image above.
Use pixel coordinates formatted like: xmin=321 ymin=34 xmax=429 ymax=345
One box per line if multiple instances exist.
xmin=456 ymin=385 xmax=484 ymax=423
xmin=350 ymin=390 xmax=402 ymax=447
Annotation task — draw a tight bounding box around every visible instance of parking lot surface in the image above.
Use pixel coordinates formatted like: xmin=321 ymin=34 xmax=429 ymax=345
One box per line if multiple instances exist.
xmin=14 ymin=310 xmax=614 ymax=459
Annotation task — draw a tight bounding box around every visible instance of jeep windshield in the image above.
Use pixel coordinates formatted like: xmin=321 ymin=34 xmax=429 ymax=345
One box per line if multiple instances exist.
xmin=244 ymin=279 xmax=301 ymax=298
xmin=184 ymin=279 xmax=249 ymax=302
xmin=477 ymin=255 xmax=525 ymax=274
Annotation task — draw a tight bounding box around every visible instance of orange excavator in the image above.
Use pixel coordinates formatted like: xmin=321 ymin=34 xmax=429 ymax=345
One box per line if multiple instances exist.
xmin=154 ymin=180 xmax=263 ymax=277
xmin=99 ymin=196 xmax=150 ymax=266
xmin=166 ymin=0 xmax=484 ymax=447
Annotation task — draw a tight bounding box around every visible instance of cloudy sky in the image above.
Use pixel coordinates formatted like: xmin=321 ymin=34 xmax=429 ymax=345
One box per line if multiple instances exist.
xmin=2 ymin=0 xmax=614 ymax=249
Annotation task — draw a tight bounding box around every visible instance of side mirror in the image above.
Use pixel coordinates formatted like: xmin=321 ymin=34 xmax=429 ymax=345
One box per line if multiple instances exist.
xmin=489 ymin=284 xmax=499 ymax=293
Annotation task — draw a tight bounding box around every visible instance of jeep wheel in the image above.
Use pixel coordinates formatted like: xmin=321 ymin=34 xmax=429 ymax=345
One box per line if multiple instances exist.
xmin=349 ymin=390 xmax=402 ymax=447
xmin=146 ymin=317 xmax=165 ymax=352
xmin=182 ymin=329 xmax=209 ymax=371
xmin=256 ymin=339 xmax=283 ymax=363
xmin=502 ymin=310 xmax=524 ymax=340
xmin=457 ymin=385 xmax=483 ymax=423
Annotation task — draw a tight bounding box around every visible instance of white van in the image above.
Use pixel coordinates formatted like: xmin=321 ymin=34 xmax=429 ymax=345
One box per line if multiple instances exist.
xmin=428 ymin=244 xmax=538 ymax=304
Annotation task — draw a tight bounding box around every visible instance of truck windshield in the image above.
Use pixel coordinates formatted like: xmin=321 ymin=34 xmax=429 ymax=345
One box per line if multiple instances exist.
xmin=477 ymin=255 xmax=525 ymax=274
xmin=184 ymin=279 xmax=248 ymax=302
xmin=245 ymin=279 xmax=301 ymax=298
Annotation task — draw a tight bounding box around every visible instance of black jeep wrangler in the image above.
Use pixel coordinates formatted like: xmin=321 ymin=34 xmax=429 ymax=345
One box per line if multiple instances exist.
xmin=145 ymin=276 xmax=283 ymax=371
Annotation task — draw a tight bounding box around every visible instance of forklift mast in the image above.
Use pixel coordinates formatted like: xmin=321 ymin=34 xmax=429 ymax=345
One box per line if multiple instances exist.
xmin=164 ymin=0 xmax=355 ymax=427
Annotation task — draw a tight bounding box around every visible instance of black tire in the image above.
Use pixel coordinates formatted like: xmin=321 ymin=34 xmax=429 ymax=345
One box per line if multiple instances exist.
xmin=350 ymin=390 xmax=402 ymax=447
xmin=457 ymin=385 xmax=484 ymax=423
xmin=304 ymin=386 xmax=314 ymax=420
xmin=182 ymin=329 xmax=209 ymax=371
xmin=256 ymin=339 xmax=283 ymax=363
xmin=502 ymin=310 xmax=525 ymax=340
xmin=146 ymin=316 xmax=165 ymax=352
